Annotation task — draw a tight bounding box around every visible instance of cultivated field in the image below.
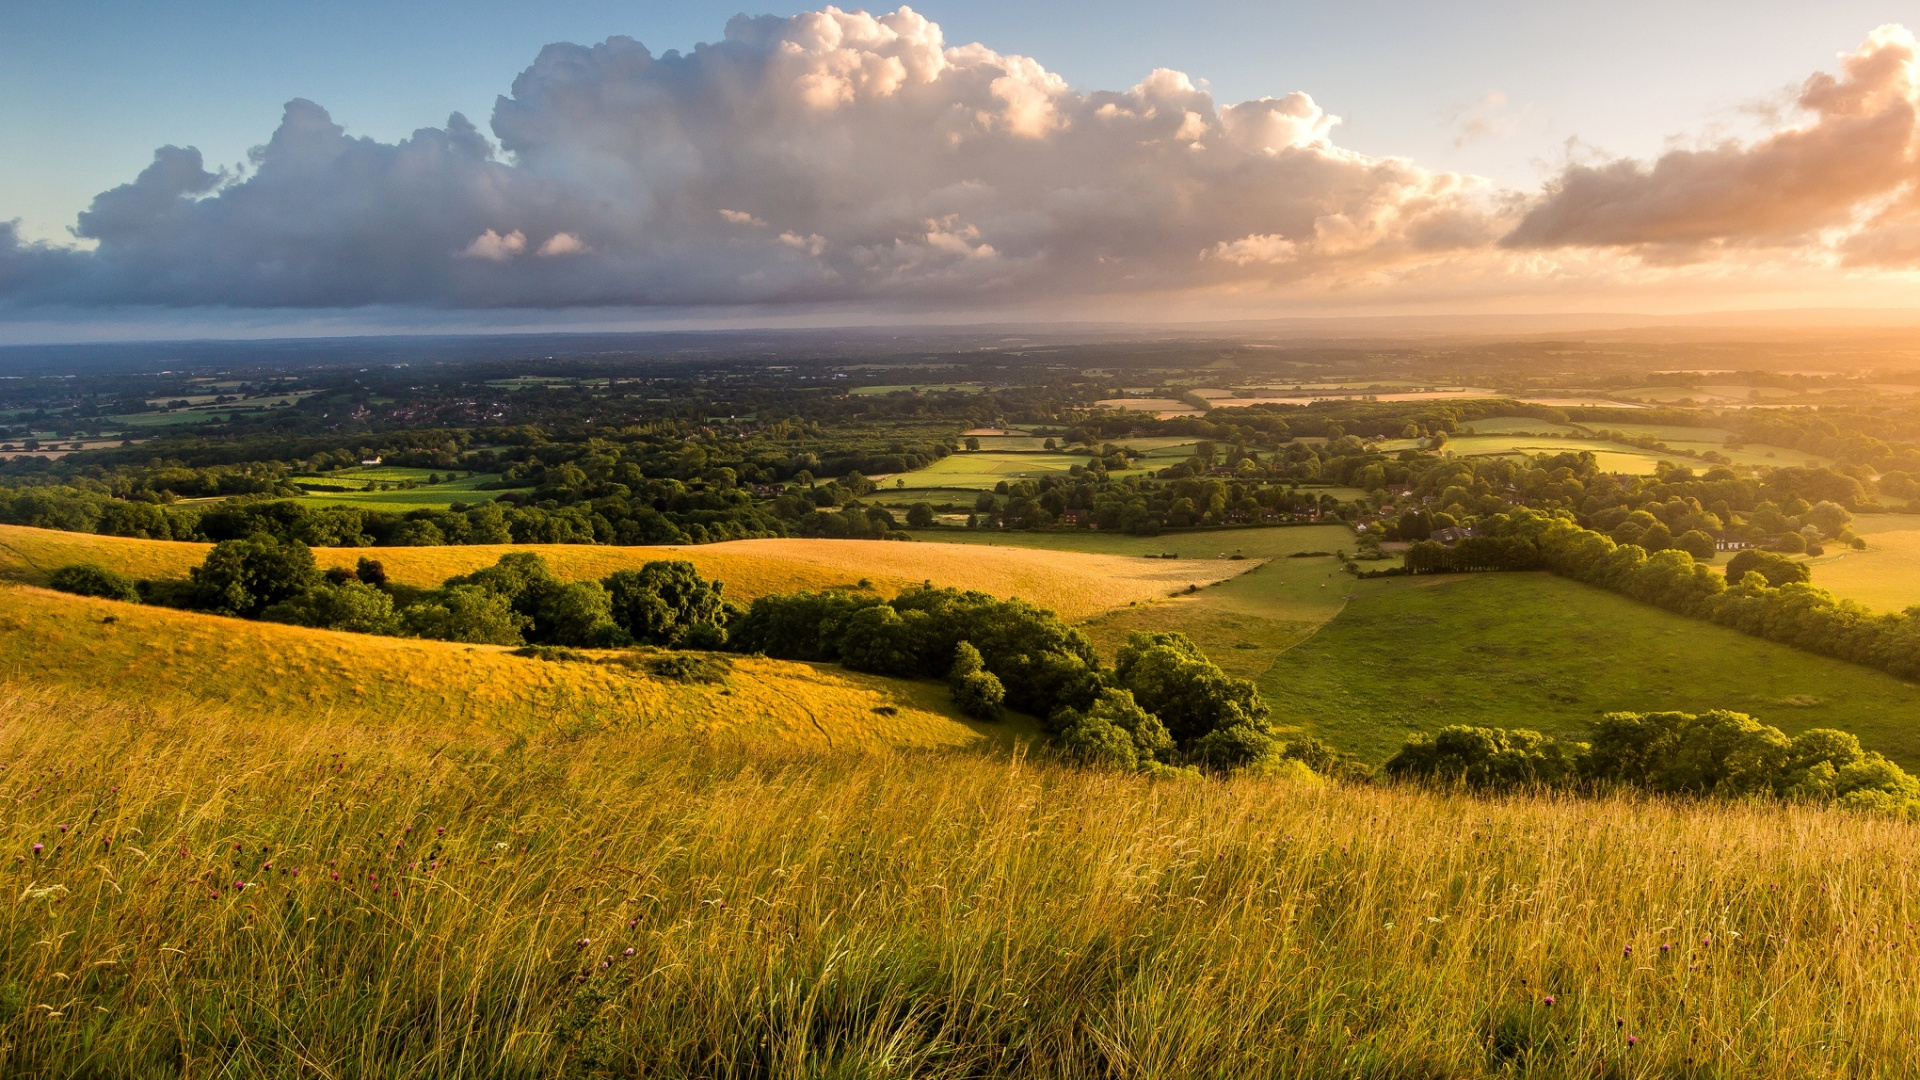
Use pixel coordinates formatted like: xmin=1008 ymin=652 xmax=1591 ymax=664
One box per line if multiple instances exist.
xmin=0 ymin=682 xmax=1912 ymax=1075
xmin=0 ymin=525 xmax=1253 ymax=621
xmin=0 ymin=583 xmax=1022 ymax=751
xmin=888 ymin=451 xmax=1101 ymax=491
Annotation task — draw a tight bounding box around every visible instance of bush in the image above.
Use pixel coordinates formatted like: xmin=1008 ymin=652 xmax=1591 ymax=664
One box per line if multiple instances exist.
xmin=400 ymin=584 xmax=530 ymax=645
xmin=1113 ymin=631 xmax=1267 ymax=745
xmin=948 ymin=643 xmax=1005 ymax=720
xmin=1724 ymin=548 xmax=1810 ymax=587
xmin=189 ymin=536 xmax=322 ymax=617
xmin=603 ymin=561 xmax=731 ymax=647
xmin=47 ymin=564 xmax=139 ymax=603
xmin=1384 ymin=726 xmax=1582 ymax=790
xmin=262 ymin=581 xmax=398 ymax=634
xmin=1052 ymin=689 xmax=1172 ymax=771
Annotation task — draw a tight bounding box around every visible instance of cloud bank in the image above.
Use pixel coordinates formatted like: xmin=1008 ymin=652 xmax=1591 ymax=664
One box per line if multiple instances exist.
xmin=2 ymin=9 xmax=1917 ymax=314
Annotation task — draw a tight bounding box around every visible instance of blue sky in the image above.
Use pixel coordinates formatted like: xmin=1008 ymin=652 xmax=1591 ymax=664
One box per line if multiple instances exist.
xmin=3 ymin=0 xmax=1910 ymax=243
xmin=2 ymin=1 xmax=1918 ymax=336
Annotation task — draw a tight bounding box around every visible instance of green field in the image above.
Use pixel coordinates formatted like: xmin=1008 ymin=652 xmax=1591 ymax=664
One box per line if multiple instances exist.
xmin=1805 ymin=513 xmax=1920 ymax=613
xmin=293 ymin=467 xmax=528 ymax=510
xmin=1263 ymin=571 xmax=1920 ymax=765
xmin=889 ymin=451 xmax=1109 ymax=491
xmin=922 ymin=526 xmax=1920 ymax=768
xmin=1456 ymin=415 xmax=1582 ymax=435
xmin=849 ymin=383 xmax=985 ymax=396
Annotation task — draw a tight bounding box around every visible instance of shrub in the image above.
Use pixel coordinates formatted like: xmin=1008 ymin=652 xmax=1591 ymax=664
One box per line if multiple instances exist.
xmin=948 ymin=643 xmax=1005 ymax=720
xmin=1384 ymin=726 xmax=1582 ymax=790
xmin=262 ymin=581 xmax=398 ymax=634
xmin=1113 ymin=631 xmax=1267 ymax=745
xmin=1052 ymin=689 xmax=1172 ymax=770
xmin=1724 ymin=549 xmax=1810 ymax=588
xmin=400 ymin=584 xmax=529 ymax=645
xmin=189 ymin=536 xmax=322 ymax=618
xmin=47 ymin=564 xmax=139 ymax=603
xmin=603 ymin=561 xmax=731 ymax=647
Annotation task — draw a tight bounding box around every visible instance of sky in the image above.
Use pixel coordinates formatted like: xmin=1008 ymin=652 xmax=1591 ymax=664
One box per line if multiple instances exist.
xmin=2 ymin=0 xmax=1919 ymax=339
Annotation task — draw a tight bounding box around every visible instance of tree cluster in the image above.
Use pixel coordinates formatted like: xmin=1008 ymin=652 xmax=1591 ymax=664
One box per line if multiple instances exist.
xmin=1387 ymin=711 xmax=1920 ymax=815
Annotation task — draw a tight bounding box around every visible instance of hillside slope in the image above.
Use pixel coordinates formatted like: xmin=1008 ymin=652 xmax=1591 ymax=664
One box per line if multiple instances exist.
xmin=0 ymin=584 xmax=1030 ymax=751
xmin=0 ymin=524 xmax=1252 ymax=619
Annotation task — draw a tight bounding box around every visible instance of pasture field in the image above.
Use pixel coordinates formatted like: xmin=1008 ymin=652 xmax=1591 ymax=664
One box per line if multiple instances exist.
xmin=890 ymin=451 xmax=1106 ymax=490
xmin=293 ymin=470 xmax=528 ymax=510
xmin=0 ymin=584 xmax=1023 ymax=752
xmin=1804 ymin=513 xmax=1920 ymax=613
xmin=1456 ymin=415 xmax=1582 ymax=435
xmin=0 ymin=525 xmax=1250 ymax=621
xmin=848 ymin=382 xmax=985 ymax=395
xmin=0 ymin=683 xmax=1913 ymax=1075
xmin=1262 ymin=571 xmax=1920 ymax=765
xmin=924 ymin=526 xmax=1359 ymax=675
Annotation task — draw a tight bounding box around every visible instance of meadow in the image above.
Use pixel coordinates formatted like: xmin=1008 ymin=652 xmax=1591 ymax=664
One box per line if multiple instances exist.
xmin=0 ymin=584 xmax=1023 ymax=752
xmin=920 ymin=527 xmax=1920 ymax=766
xmin=0 ymin=681 xmax=1913 ymax=1076
xmin=0 ymin=524 xmax=1254 ymax=621
xmin=292 ymin=468 xmax=528 ymax=510
xmin=885 ymin=451 xmax=1109 ymax=491
xmin=1262 ymin=571 xmax=1920 ymax=765
xmin=1804 ymin=512 xmax=1920 ymax=613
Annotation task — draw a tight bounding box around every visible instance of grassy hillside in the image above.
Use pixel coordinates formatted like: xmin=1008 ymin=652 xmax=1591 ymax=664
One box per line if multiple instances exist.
xmin=0 ymin=681 xmax=1911 ymax=1076
xmin=0 ymin=584 xmax=1031 ymax=752
xmin=1265 ymin=572 xmax=1920 ymax=764
xmin=0 ymin=525 xmax=1251 ymax=621
xmin=1805 ymin=512 xmax=1920 ymax=613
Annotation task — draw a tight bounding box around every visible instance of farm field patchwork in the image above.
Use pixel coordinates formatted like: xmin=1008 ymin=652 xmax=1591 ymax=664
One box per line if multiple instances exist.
xmin=1262 ymin=571 xmax=1920 ymax=765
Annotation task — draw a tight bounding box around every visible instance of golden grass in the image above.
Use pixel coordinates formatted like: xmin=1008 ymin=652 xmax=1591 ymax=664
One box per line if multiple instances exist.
xmin=0 ymin=525 xmax=1252 ymax=619
xmin=0 ymin=584 xmax=1028 ymax=753
xmin=0 ymin=681 xmax=1915 ymax=1076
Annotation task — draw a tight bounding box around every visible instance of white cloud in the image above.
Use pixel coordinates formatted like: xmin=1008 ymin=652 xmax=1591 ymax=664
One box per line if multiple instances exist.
xmin=536 ymin=232 xmax=589 ymax=256
xmin=464 ymin=229 xmax=526 ymax=261
xmin=2 ymin=7 xmax=1914 ymax=314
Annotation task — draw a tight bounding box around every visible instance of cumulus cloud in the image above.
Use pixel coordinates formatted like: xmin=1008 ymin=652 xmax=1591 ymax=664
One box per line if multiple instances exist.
xmin=0 ymin=5 xmax=1502 ymax=310
xmin=1505 ymin=25 xmax=1920 ymax=258
xmin=3 ymin=8 xmax=1916 ymax=314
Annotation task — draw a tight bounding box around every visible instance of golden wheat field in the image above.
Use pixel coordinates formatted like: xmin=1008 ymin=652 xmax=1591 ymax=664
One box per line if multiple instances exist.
xmin=0 ymin=584 xmax=1029 ymax=752
xmin=0 ymin=680 xmax=1915 ymax=1076
xmin=0 ymin=525 xmax=1252 ymax=619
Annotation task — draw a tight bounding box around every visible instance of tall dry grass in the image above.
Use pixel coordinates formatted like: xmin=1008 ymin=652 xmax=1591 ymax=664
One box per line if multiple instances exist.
xmin=0 ymin=681 xmax=1915 ymax=1077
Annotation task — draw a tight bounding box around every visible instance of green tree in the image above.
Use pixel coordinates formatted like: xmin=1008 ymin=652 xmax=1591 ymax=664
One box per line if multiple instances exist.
xmin=48 ymin=564 xmax=139 ymax=603
xmin=603 ymin=561 xmax=730 ymax=647
xmin=1113 ymin=631 xmax=1267 ymax=745
xmin=948 ymin=642 xmax=1005 ymax=720
xmin=263 ymin=581 xmax=398 ymax=634
xmin=1724 ymin=549 xmax=1810 ymax=587
xmin=400 ymin=585 xmax=530 ymax=644
xmin=1675 ymin=529 xmax=1717 ymax=560
xmin=905 ymin=503 xmax=935 ymax=528
xmin=189 ymin=536 xmax=322 ymax=617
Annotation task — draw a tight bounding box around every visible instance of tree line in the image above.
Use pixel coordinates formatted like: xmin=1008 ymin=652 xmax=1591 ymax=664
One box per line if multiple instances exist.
xmin=1386 ymin=507 xmax=1920 ymax=683
xmin=1386 ymin=710 xmax=1920 ymax=816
